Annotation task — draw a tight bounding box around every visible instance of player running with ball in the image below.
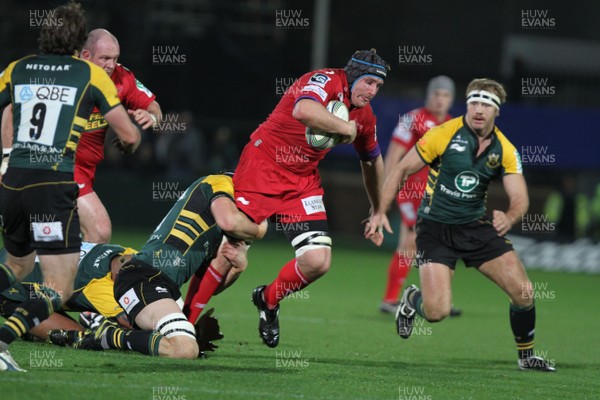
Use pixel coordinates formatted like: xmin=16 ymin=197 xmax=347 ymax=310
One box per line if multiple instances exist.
xmin=234 ymin=49 xmax=391 ymax=347
xmin=367 ymin=78 xmax=554 ymax=371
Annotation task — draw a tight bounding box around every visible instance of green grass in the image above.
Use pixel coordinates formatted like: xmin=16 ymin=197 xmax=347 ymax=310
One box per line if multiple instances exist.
xmin=1 ymin=230 xmax=599 ymax=399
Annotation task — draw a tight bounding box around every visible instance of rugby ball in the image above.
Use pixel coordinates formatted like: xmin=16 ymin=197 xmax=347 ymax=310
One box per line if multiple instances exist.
xmin=305 ymin=100 xmax=349 ymax=150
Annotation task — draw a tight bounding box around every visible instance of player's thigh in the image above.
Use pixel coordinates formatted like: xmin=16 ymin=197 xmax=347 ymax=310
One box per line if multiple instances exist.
xmin=77 ymin=192 xmax=112 ymax=243
xmin=477 ymin=250 xmax=531 ymax=307
xmin=135 ymin=298 xmax=184 ymax=330
xmin=37 ymin=252 xmax=79 ymax=302
xmin=418 ymin=262 xmax=454 ymax=319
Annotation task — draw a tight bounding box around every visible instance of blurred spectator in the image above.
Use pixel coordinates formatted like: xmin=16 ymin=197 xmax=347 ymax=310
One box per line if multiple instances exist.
xmin=154 ymin=110 xmax=207 ymax=180
xmin=544 ymin=175 xmax=590 ymax=242
xmin=590 ymin=184 xmax=600 ymax=241
xmin=208 ymin=126 xmax=239 ymax=172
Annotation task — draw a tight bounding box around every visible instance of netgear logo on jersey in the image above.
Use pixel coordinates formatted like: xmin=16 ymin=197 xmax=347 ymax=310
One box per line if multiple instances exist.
xmin=454 ymin=171 xmax=479 ymax=195
xmin=15 ymin=84 xmax=77 ymax=105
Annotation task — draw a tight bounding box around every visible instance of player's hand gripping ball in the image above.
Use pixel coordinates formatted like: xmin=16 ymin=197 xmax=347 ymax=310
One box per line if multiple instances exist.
xmin=305 ymin=100 xmax=349 ymax=150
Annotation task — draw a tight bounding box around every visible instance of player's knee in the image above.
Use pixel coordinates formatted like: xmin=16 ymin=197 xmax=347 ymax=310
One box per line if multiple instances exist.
xmin=512 ymin=280 xmax=534 ymax=307
xmin=156 ymin=312 xmax=197 ymax=358
xmin=424 ymin=310 xmax=448 ymax=323
xmin=160 ymin=336 xmax=198 ymax=359
xmin=422 ymin=302 xmax=450 ymax=322
xmin=292 ymin=231 xmax=332 ymax=276
xmin=297 ymin=247 xmax=331 ymax=276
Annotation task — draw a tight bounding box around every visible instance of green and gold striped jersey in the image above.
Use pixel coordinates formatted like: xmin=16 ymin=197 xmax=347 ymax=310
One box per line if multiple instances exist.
xmin=415 ymin=116 xmax=522 ymax=224
xmin=133 ymin=175 xmax=234 ymax=287
xmin=0 ymin=54 xmax=120 ymax=173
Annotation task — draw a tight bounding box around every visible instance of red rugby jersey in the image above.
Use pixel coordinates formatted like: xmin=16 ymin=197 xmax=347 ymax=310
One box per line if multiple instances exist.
xmin=76 ymin=64 xmax=155 ymax=169
xmin=249 ymin=68 xmax=380 ymax=175
xmin=391 ymin=107 xmax=452 ymax=199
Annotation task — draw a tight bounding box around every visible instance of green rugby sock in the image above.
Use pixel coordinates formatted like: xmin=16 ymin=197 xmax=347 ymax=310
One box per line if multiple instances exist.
xmin=102 ymin=325 xmax=162 ymax=356
xmin=0 ymin=285 xmax=60 ymax=345
xmin=410 ymin=290 xmax=426 ymax=319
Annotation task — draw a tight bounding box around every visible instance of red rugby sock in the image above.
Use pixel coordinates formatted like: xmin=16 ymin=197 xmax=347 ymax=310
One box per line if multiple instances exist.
xmin=383 ymin=251 xmax=412 ymax=303
xmin=186 ymin=265 xmax=223 ymax=323
xmin=263 ymin=259 xmax=310 ymax=309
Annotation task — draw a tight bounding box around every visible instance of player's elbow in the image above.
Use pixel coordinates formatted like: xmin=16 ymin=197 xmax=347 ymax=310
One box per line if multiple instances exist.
xmin=120 ymin=126 xmax=141 ymax=149
xmin=214 ymin=212 xmax=238 ymax=234
xmin=292 ymin=100 xmax=312 ymax=124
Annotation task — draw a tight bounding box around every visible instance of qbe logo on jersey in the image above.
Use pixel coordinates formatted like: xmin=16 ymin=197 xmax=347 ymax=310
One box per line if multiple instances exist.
xmin=14 ymin=84 xmax=77 ymax=146
xmin=454 ymin=171 xmax=479 ymax=193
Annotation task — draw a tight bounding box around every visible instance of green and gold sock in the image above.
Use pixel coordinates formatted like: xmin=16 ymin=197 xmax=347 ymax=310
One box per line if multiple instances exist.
xmin=510 ymin=303 xmax=536 ymax=359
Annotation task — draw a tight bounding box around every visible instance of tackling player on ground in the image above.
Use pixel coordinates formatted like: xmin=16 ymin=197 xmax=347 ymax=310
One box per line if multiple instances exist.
xmin=0 ymin=242 xmax=137 ymax=340
xmin=380 ymin=76 xmax=460 ymax=317
xmin=234 ymin=49 xmax=391 ymax=348
xmin=0 ymin=2 xmax=140 ymax=372
xmin=367 ymin=78 xmax=555 ymax=371
xmin=55 ymin=173 xmax=267 ymax=359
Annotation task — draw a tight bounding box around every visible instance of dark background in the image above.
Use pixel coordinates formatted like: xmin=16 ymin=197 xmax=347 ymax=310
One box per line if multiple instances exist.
xmin=1 ymin=0 xmax=599 ymax=241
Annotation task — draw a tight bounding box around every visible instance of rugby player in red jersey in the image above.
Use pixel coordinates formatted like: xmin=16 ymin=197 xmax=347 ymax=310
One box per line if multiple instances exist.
xmin=77 ymin=29 xmax=162 ymax=243
xmin=380 ymin=76 xmax=461 ymax=314
xmin=232 ymin=49 xmax=392 ymax=347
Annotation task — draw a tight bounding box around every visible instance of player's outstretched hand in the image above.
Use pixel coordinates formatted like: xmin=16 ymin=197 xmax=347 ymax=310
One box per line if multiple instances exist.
xmin=364 ymin=212 xmax=392 ymax=247
xmin=492 ymin=210 xmax=513 ymax=236
xmin=194 ymin=308 xmax=224 ymax=354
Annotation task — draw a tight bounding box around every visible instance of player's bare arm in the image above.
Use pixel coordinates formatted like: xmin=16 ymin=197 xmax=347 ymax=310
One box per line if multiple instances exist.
xmin=361 ymin=155 xmax=392 ymax=246
xmin=103 ymin=105 xmax=141 ymax=153
xmin=211 ymin=197 xmax=268 ymax=241
xmin=367 ymin=147 xmax=426 ymax=243
xmin=493 ymin=174 xmax=529 ymax=236
xmin=127 ymin=100 xmax=162 ymax=130
xmin=383 ymin=141 xmax=408 ymax=178
xmin=382 ymin=147 xmax=426 ymax=215
xmin=292 ymin=98 xmax=357 ymax=143
xmin=1 ymin=105 xmax=12 ymax=149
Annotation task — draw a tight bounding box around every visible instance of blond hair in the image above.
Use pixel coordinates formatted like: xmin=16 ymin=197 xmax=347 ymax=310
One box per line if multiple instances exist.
xmin=466 ymin=78 xmax=507 ymax=104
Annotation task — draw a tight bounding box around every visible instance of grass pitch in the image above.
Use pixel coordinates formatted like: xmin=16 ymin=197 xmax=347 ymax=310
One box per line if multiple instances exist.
xmin=1 ymin=229 xmax=599 ymax=400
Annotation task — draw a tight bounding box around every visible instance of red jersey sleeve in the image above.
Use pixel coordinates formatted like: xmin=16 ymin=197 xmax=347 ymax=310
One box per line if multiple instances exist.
xmin=293 ymin=70 xmax=341 ymax=106
xmin=118 ymin=65 xmax=156 ymax=110
xmin=351 ymin=105 xmax=381 ymax=161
